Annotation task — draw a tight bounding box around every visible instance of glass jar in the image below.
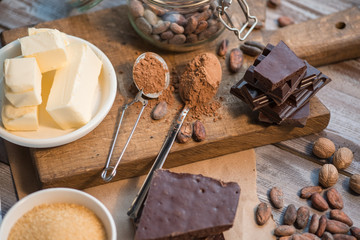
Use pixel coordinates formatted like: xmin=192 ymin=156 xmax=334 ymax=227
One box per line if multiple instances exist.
xmin=128 ymin=0 xmax=227 ymax=51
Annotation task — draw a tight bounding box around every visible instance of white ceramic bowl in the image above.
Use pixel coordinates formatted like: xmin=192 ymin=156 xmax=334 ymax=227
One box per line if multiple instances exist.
xmin=0 ymin=36 xmax=117 ymax=148
xmin=0 ymin=188 xmax=116 ymax=240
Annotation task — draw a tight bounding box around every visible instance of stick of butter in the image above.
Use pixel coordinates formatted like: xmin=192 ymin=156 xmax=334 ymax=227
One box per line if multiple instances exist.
xmin=19 ymin=30 xmax=67 ymax=73
xmin=46 ymin=43 xmax=102 ymax=130
xmin=2 ymin=99 xmax=39 ymax=131
xmin=4 ymin=57 xmax=42 ymax=107
xmin=28 ymin=28 xmax=70 ymax=46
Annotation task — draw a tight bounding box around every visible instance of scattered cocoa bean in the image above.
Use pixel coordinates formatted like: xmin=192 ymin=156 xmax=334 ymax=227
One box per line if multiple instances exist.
xmin=349 ymin=174 xmax=360 ymax=194
xmin=151 ymin=101 xmax=167 ymax=120
xmin=135 ymin=17 xmax=152 ymax=35
xmin=177 ymin=122 xmax=192 ymax=143
xmin=274 ymin=225 xmax=296 ymax=237
xmin=255 ymin=202 xmax=271 ymax=226
xmin=217 ymin=39 xmax=229 ymax=57
xmin=229 ymin=48 xmax=244 ymax=73
xmin=194 ymin=20 xmax=208 ymax=34
xmin=267 ymin=0 xmax=281 ymax=8
xmin=302 ymin=233 xmax=320 ymax=240
xmin=169 ymin=34 xmax=186 ymax=44
xmin=293 ymin=233 xmax=310 ymax=240
xmin=283 ymin=204 xmax=297 ymax=225
xmin=322 ymin=232 xmax=334 ymax=240
xmin=247 ymin=20 xmax=264 ymax=29
xmin=309 ymin=214 xmax=320 ymax=234
xmin=296 ymin=206 xmax=310 ymax=229
xmin=193 ymin=120 xmax=206 ymax=142
xmin=333 ymin=234 xmax=356 ymax=240
xmin=330 ymin=210 xmax=353 ymax=227
xmin=240 ymin=43 xmax=262 ymax=57
xmin=270 ymin=187 xmax=284 ymax=209
xmin=311 ymin=193 xmax=329 ymax=211
xmin=129 ymin=0 xmax=144 ymax=18
xmin=350 ymin=227 xmax=360 ymax=239
xmin=316 ymin=215 xmax=328 ymax=237
xmin=279 ymin=236 xmax=292 ymax=240
xmin=170 ymin=22 xmax=184 ymax=34
xmin=244 ymin=40 xmax=265 ymax=50
xmin=184 ymin=16 xmax=198 ymax=34
xmin=326 ymin=220 xmax=350 ymax=234
xmin=326 ymin=188 xmax=343 ymax=210
xmin=278 ymin=16 xmax=294 ymax=27
xmin=153 ymin=20 xmax=171 ymax=34
xmin=300 ymin=186 xmax=323 ymax=199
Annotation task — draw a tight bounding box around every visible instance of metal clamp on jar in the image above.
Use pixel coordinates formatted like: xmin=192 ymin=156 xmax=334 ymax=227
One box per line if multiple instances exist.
xmin=128 ymin=0 xmax=257 ymax=51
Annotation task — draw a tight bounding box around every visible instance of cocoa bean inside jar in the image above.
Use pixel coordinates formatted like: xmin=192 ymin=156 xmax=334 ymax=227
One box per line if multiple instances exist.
xmin=128 ymin=0 xmax=255 ymax=51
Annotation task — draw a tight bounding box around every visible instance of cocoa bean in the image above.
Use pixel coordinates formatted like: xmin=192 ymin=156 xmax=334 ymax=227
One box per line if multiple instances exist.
xmin=267 ymin=0 xmax=281 ymax=8
xmin=296 ymin=206 xmax=310 ymax=229
xmin=330 ymin=210 xmax=353 ymax=227
xmin=229 ymin=48 xmax=243 ymax=73
xmin=177 ymin=122 xmax=192 ymax=143
xmin=247 ymin=20 xmax=264 ymax=29
xmin=293 ymin=234 xmax=310 ymax=240
xmin=163 ymin=13 xmax=186 ymax=26
xmin=326 ymin=220 xmax=350 ymax=234
xmin=170 ymin=22 xmax=184 ymax=34
xmin=300 ymin=186 xmax=323 ymax=199
xmin=151 ymin=101 xmax=167 ymax=120
xmin=244 ymin=40 xmax=265 ymax=50
xmin=193 ymin=120 xmax=206 ymax=142
xmin=302 ymin=233 xmax=320 ymax=240
xmin=270 ymin=187 xmax=284 ymax=209
xmin=160 ymin=30 xmax=174 ymax=40
xmin=129 ymin=0 xmax=144 ymax=18
xmin=326 ymin=188 xmax=344 ymax=210
xmin=196 ymin=9 xmax=212 ymax=21
xmin=278 ymin=16 xmax=294 ymax=27
xmin=169 ymin=34 xmax=186 ymax=44
xmin=322 ymin=232 xmax=334 ymax=240
xmin=283 ymin=204 xmax=297 ymax=225
xmin=135 ymin=17 xmax=152 ymax=35
xmin=350 ymin=227 xmax=360 ymax=239
xmin=274 ymin=225 xmax=296 ymax=237
xmin=309 ymin=214 xmax=320 ymax=234
xmin=255 ymin=202 xmax=271 ymax=225
xmin=144 ymin=9 xmax=158 ymax=26
xmin=240 ymin=43 xmax=262 ymax=57
xmin=193 ymin=20 xmax=207 ymax=34
xmin=184 ymin=16 xmax=198 ymax=34
xmin=333 ymin=234 xmax=356 ymax=240
xmin=311 ymin=193 xmax=329 ymax=211
xmin=279 ymin=236 xmax=293 ymax=240
xmin=316 ymin=215 xmax=327 ymax=237
xmin=153 ymin=20 xmax=170 ymax=34
xmin=217 ymin=39 xmax=229 ymax=57
xmin=186 ymin=34 xmax=198 ymax=43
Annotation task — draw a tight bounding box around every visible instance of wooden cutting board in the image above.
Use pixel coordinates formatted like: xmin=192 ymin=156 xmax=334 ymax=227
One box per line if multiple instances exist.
xmin=1 ymin=5 xmax=360 ymax=189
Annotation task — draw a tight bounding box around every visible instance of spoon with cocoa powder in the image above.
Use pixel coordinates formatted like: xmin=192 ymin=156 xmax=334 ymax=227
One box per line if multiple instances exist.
xmin=101 ymin=52 xmax=169 ymax=182
xmin=127 ymin=53 xmax=222 ymax=221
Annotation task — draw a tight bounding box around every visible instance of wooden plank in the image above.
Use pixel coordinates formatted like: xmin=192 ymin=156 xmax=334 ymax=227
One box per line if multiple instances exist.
xmin=0 ymin=5 xmax=332 ymax=189
xmin=0 ymin=139 xmax=9 ymax=164
xmin=255 ymin=145 xmax=360 ymax=226
xmin=0 ymin=162 xmax=17 ymax=217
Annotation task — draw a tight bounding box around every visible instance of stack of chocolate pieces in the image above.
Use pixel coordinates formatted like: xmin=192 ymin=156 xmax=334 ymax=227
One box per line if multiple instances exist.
xmin=231 ymin=41 xmax=331 ymax=127
xmin=134 ymin=169 xmax=240 ymax=240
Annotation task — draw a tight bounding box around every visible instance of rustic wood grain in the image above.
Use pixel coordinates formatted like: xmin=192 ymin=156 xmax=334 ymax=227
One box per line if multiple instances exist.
xmin=0 ymin=162 xmax=17 ymax=217
xmin=1 ymin=5 xmax=334 ymax=189
xmin=256 ymin=145 xmax=360 ymax=227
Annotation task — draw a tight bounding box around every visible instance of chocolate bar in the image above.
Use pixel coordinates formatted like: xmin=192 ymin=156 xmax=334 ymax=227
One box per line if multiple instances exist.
xmin=259 ymin=73 xmax=331 ymax=124
xmin=198 ymin=233 xmax=225 ymax=240
xmin=134 ymin=169 xmax=240 ymax=240
xmin=231 ymin=61 xmax=324 ymax=110
xmin=253 ymin=41 xmax=307 ymax=92
xmin=259 ymin=102 xmax=310 ymax=127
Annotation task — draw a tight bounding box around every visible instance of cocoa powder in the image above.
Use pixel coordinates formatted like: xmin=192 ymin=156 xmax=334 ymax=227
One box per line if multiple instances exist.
xmin=133 ymin=54 xmax=167 ymax=94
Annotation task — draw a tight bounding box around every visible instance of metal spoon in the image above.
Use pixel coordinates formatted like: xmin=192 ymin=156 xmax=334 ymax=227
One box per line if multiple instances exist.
xmin=101 ymin=52 xmax=170 ymax=182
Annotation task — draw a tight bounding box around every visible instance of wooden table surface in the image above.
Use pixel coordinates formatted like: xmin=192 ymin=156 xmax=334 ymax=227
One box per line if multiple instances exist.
xmin=0 ymin=0 xmax=359 ymax=234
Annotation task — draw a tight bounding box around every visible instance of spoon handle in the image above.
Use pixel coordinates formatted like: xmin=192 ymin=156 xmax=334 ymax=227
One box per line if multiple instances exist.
xmin=127 ymin=105 xmax=190 ymax=221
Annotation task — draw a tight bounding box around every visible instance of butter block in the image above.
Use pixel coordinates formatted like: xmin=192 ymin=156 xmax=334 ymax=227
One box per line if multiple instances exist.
xmin=28 ymin=28 xmax=70 ymax=46
xmin=2 ymin=99 xmax=39 ymax=131
xmin=4 ymin=57 xmax=42 ymax=107
xmin=19 ymin=31 xmax=67 ymax=73
xmin=46 ymin=43 xmax=102 ymax=129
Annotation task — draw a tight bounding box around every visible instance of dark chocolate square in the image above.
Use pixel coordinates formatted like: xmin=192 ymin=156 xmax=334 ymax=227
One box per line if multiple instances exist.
xmin=253 ymin=41 xmax=306 ymax=91
xmin=134 ymin=169 xmax=240 ymax=240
